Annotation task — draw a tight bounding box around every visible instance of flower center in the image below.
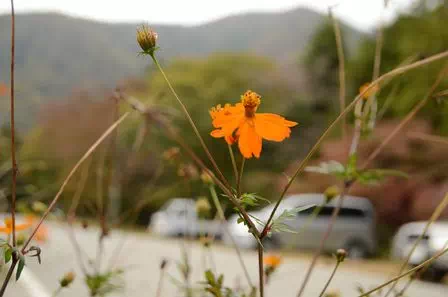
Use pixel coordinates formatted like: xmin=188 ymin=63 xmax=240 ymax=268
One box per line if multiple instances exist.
xmin=241 ymin=90 xmax=261 ymax=118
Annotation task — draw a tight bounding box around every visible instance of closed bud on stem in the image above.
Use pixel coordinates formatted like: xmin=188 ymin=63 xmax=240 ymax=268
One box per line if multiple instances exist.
xmin=196 ymin=197 xmax=211 ymax=219
xmin=136 ymin=25 xmax=158 ymax=55
xmin=324 ymin=185 xmax=340 ymax=204
xmin=200 ymin=171 xmax=214 ymax=185
xmin=59 ymin=271 xmax=75 ymax=288
xmin=335 ymin=248 xmax=347 ymax=263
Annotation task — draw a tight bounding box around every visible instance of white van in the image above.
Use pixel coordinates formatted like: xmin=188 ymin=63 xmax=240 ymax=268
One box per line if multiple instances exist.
xmin=391 ymin=221 xmax=448 ymax=282
xmin=149 ymin=198 xmax=224 ymax=238
xmin=223 ymin=193 xmax=377 ymax=258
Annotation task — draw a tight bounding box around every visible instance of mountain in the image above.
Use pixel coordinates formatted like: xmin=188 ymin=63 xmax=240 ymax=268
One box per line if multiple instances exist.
xmin=0 ymin=8 xmax=363 ymax=129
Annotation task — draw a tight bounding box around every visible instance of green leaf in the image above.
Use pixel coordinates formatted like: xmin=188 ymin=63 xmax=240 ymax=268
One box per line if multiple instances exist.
xmin=16 ymin=254 xmax=26 ymax=281
xmin=205 ymin=270 xmax=215 ymax=286
xmin=4 ymin=247 xmax=12 ymax=263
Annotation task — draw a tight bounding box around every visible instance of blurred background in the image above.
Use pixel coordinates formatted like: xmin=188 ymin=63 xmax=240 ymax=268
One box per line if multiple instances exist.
xmin=0 ymin=0 xmax=448 ymax=255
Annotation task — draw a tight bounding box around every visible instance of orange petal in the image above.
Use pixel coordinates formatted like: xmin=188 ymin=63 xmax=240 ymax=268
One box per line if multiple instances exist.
xmin=238 ymin=121 xmax=262 ymax=159
xmin=0 ymin=227 xmax=10 ymax=234
xmin=254 ymin=113 xmax=297 ymax=142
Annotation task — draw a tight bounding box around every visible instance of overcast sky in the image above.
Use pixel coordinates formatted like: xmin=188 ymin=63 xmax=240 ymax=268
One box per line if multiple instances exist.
xmin=0 ymin=0 xmax=420 ymax=31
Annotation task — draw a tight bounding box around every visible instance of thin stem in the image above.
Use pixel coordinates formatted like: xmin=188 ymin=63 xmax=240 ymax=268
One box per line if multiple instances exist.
xmin=329 ymin=9 xmax=347 ymax=140
xmin=395 ymin=239 xmax=448 ymax=297
xmin=209 ymin=185 xmax=254 ymax=288
xmin=262 ymin=50 xmax=448 ymax=236
xmin=237 ymin=158 xmax=245 ymax=197
xmin=51 ymin=286 xmax=63 ymax=297
xmin=257 ymin=244 xmax=264 ymax=297
xmin=382 ymin=192 xmax=448 ymax=297
xmin=121 ymin=94 xmax=260 ymax=237
xmin=150 ymin=55 xmax=231 ymax=190
xmin=318 ymin=261 xmax=341 ymax=297
xmin=297 ymin=188 xmax=347 ymax=297
xmin=358 ymin=246 xmax=448 ymax=297
xmin=0 ymin=258 xmax=17 ymax=297
xmin=361 ymin=63 xmax=448 ymax=170
xmin=407 ymin=132 xmax=448 ymax=146
xmin=155 ymin=267 xmax=166 ymax=297
xmin=228 ymin=144 xmax=239 ymax=185
xmin=21 ymin=112 xmax=130 ymax=252
xmin=9 ymin=0 xmax=17 ymax=248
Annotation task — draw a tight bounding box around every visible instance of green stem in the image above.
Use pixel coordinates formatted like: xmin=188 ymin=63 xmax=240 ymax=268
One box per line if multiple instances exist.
xmin=237 ymin=158 xmax=245 ymax=197
xmin=318 ymin=261 xmax=341 ymax=297
xmin=209 ymin=185 xmax=254 ymax=288
xmin=228 ymin=144 xmax=239 ymax=185
xmin=51 ymin=286 xmax=63 ymax=297
xmin=150 ymin=54 xmax=231 ymax=190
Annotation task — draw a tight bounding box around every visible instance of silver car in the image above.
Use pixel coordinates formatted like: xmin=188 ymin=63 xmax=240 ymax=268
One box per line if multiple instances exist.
xmin=391 ymin=221 xmax=448 ymax=282
xmin=150 ymin=198 xmax=223 ymax=238
xmin=223 ymin=193 xmax=376 ymax=258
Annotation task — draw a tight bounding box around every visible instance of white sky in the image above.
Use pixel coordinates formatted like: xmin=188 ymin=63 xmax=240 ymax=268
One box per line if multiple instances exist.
xmin=0 ymin=0 xmax=420 ymax=31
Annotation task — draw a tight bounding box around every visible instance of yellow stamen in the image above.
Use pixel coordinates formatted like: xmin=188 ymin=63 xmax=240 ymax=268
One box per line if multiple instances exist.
xmin=241 ymin=90 xmax=261 ymax=117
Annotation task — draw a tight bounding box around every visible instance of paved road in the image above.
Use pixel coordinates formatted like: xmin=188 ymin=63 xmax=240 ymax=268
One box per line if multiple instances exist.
xmin=3 ymin=222 xmax=447 ymax=297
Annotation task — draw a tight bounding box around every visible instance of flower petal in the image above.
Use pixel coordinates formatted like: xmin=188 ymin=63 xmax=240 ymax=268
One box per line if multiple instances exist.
xmin=254 ymin=113 xmax=298 ymax=142
xmin=238 ymin=121 xmax=262 ymax=159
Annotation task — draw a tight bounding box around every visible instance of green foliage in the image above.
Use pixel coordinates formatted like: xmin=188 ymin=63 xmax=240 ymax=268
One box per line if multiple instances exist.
xmin=305 ymin=155 xmax=409 ymax=185
xmin=270 ymin=204 xmax=315 ymax=234
xmin=349 ymin=6 xmax=448 ymax=133
xmin=85 ymin=269 xmax=124 ymax=297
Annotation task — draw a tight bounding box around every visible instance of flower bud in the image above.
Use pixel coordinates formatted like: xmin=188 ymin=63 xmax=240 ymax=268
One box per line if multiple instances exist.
xmin=324 ymin=289 xmax=341 ymax=297
xmin=200 ymin=235 xmax=213 ymax=248
xmin=336 ymin=249 xmax=347 ymax=262
xmin=136 ymin=25 xmax=158 ymax=55
xmin=359 ymin=82 xmax=379 ymax=100
xmin=324 ymin=185 xmax=340 ymax=204
xmin=59 ymin=271 xmax=75 ymax=288
xmin=196 ymin=197 xmax=211 ymax=219
xmin=200 ymin=171 xmax=214 ymax=185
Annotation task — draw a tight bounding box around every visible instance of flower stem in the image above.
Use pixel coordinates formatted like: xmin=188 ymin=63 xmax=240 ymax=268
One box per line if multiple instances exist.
xmin=21 ymin=113 xmax=130 ymax=253
xmin=150 ymin=54 xmax=231 ymax=190
xmin=209 ymin=185 xmax=254 ymax=288
xmin=51 ymin=286 xmax=63 ymax=297
xmin=257 ymin=243 xmax=264 ymax=297
xmin=297 ymin=187 xmax=348 ymax=297
xmin=237 ymin=158 xmax=245 ymax=197
xmin=261 ymin=50 xmax=448 ymax=239
xmin=9 ymin=0 xmax=17 ymax=249
xmin=359 ymin=246 xmax=448 ymax=297
xmin=228 ymin=144 xmax=239 ymax=185
xmin=318 ymin=261 xmax=341 ymax=297
xmin=0 ymin=258 xmax=17 ymax=297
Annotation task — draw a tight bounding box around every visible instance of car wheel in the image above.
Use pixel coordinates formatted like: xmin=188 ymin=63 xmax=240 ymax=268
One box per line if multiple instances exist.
xmin=420 ymin=267 xmax=446 ymax=283
xmin=345 ymin=241 xmax=369 ymax=259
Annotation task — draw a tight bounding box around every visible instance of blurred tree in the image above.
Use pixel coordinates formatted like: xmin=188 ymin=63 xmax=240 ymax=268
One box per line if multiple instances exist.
xmin=348 ymin=5 xmax=448 ymax=133
xmin=302 ymin=20 xmax=347 ymax=115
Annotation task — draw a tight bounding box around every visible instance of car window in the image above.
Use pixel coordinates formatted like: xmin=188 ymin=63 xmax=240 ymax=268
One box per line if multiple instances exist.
xmin=299 ymin=206 xmax=366 ymax=218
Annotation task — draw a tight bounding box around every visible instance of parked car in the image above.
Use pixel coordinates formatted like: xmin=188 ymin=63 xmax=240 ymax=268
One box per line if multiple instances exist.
xmin=391 ymin=221 xmax=448 ymax=282
xmin=149 ymin=198 xmax=224 ymax=238
xmin=223 ymin=193 xmax=377 ymax=258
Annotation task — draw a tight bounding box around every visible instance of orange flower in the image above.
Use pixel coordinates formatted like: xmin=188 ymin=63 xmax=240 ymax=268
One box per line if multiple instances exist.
xmin=210 ymin=90 xmax=298 ymax=158
xmin=359 ymin=82 xmax=378 ymax=100
xmin=263 ymin=254 xmax=282 ymax=268
xmin=0 ymin=82 xmax=8 ymax=96
xmin=0 ymin=217 xmax=32 ymax=234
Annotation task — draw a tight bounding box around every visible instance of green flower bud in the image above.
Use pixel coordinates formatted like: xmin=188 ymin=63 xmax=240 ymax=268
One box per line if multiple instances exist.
xmin=324 ymin=185 xmax=340 ymax=204
xmin=59 ymin=271 xmax=75 ymax=288
xmin=336 ymin=249 xmax=347 ymax=263
xmin=137 ymin=25 xmax=158 ymax=55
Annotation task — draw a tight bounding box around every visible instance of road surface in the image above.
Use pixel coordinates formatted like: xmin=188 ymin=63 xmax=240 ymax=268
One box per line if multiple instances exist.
xmin=3 ymin=222 xmax=447 ymax=297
